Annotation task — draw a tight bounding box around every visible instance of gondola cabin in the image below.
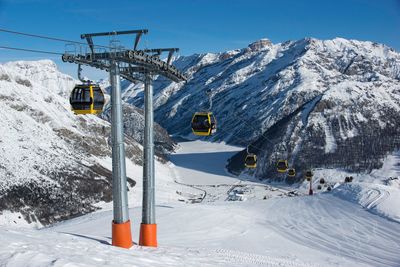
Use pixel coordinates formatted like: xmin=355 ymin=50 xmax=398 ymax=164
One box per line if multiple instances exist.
xmin=288 ymin=168 xmax=296 ymax=177
xmin=276 ymin=160 xmax=288 ymax=173
xmin=245 ymin=154 xmax=257 ymax=168
xmin=191 ymin=112 xmax=216 ymax=136
xmin=305 ymin=170 xmax=313 ymax=181
xmin=70 ymin=84 xmax=105 ymax=115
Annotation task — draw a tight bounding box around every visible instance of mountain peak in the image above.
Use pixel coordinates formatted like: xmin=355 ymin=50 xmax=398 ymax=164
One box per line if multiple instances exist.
xmin=248 ymin=39 xmax=273 ymax=51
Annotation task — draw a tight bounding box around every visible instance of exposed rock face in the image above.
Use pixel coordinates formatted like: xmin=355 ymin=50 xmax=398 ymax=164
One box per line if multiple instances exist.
xmin=117 ymin=38 xmax=400 ymax=181
xmin=248 ymin=39 xmax=272 ymax=51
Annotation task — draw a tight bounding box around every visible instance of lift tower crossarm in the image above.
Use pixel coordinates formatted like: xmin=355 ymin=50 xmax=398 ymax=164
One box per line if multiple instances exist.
xmin=80 ymin=29 xmax=148 ymax=38
xmin=81 ymin=29 xmax=149 ymax=56
xmin=62 ymin=50 xmax=188 ymax=82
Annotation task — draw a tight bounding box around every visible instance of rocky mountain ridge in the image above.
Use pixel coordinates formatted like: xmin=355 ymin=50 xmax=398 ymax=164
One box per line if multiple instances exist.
xmin=119 ymin=37 xmax=400 ymax=180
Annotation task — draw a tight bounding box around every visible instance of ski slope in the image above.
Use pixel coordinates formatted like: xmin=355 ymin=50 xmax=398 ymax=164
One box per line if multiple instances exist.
xmin=1 ymin=141 xmax=400 ymax=266
xmin=169 ymin=140 xmax=242 ymax=185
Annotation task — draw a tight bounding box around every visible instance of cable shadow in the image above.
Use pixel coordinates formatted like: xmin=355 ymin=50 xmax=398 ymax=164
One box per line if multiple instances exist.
xmin=61 ymin=233 xmax=139 ymax=246
xmin=156 ymin=205 xmax=174 ymax=209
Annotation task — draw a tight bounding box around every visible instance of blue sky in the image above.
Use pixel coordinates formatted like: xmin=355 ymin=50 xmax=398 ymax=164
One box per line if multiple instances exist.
xmin=0 ymin=0 xmax=399 ymax=79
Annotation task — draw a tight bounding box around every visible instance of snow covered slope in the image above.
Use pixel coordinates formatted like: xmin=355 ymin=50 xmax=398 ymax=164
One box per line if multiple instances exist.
xmin=101 ymin=103 xmax=176 ymax=158
xmin=99 ymin=79 xmax=177 ymax=156
xmin=120 ymin=38 xmax=400 ymax=180
xmin=0 ymin=60 xmax=148 ymax=226
xmin=1 ymin=141 xmax=399 ymax=267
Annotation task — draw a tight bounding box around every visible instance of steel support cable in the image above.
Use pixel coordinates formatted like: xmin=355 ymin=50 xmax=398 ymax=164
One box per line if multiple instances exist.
xmin=188 ymin=86 xmax=276 ymax=147
xmin=172 ymin=102 xmax=286 ymax=173
xmin=155 ymin=86 xmax=277 ymax=150
xmin=157 ymin=97 xmax=270 ymax=154
xmin=0 ymin=45 xmax=64 ymax=55
xmin=0 ymin=28 xmax=176 ymax=64
xmin=0 ymin=45 xmax=274 ymax=168
xmin=0 ymin=28 xmax=123 ymax=50
xmin=229 ymin=109 xmax=275 ymax=146
xmin=0 ymin=43 xmax=276 ymax=153
xmin=0 ymin=42 xmax=278 ymax=158
xmin=0 ymin=45 xmax=169 ymax=84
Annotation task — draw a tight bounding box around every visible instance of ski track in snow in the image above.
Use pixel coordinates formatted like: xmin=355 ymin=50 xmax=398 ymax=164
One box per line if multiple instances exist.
xmin=362 ymin=189 xmax=390 ymax=210
xmin=265 ymin=194 xmax=400 ymax=267
xmin=167 ymin=141 xmax=400 ymax=266
xmin=1 ymin=141 xmax=400 ymax=267
xmin=0 ymin=226 xmax=322 ymax=267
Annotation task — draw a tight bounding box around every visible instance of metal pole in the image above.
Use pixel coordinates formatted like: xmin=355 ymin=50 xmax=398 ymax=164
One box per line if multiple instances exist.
xmin=110 ymin=60 xmax=132 ymax=248
xmin=143 ymin=71 xmax=155 ymax=224
xmin=139 ymin=71 xmax=157 ymax=247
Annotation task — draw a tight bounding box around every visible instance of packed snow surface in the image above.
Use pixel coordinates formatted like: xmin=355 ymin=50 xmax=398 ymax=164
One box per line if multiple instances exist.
xmin=169 ymin=140 xmax=243 ymax=185
xmin=1 ymin=141 xmax=400 ymax=267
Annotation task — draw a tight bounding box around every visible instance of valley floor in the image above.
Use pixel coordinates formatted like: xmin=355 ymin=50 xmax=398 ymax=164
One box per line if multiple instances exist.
xmin=0 ymin=141 xmax=399 ymax=266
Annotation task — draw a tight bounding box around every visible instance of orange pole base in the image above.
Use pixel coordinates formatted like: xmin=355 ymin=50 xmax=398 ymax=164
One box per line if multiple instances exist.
xmin=112 ymin=220 xmax=133 ymax=249
xmin=139 ymin=223 xmax=157 ymax=247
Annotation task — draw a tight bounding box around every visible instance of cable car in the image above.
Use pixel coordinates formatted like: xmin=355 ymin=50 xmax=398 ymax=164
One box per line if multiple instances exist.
xmin=288 ymin=168 xmax=296 ymax=177
xmin=191 ymin=112 xmax=216 ymax=136
xmin=276 ymin=160 xmax=288 ymax=173
xmin=245 ymin=154 xmax=257 ymax=168
xmin=69 ymin=84 xmax=105 ymax=115
xmin=305 ymin=170 xmax=313 ymax=181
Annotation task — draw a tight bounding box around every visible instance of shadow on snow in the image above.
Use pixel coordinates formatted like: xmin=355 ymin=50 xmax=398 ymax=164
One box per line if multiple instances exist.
xmin=169 ymin=151 xmax=238 ymax=177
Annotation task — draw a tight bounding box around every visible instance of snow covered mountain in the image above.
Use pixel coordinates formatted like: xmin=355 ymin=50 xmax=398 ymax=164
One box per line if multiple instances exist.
xmin=1 ymin=140 xmax=399 ymax=267
xmin=0 ymin=42 xmax=399 ymax=267
xmin=0 ymin=60 xmax=172 ymax=226
xmin=119 ymin=38 xmax=400 ymax=180
xmin=94 ymin=80 xmax=176 ymax=157
xmin=100 ymin=101 xmax=176 ymax=158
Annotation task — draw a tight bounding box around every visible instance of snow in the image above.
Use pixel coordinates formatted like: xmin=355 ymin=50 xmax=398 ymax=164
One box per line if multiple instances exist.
xmin=0 ymin=60 xmax=149 ymax=228
xmin=371 ymin=150 xmax=400 ymax=179
xmin=2 ymin=47 xmax=400 ymax=264
xmin=301 ymin=95 xmax=322 ymax=126
xmin=94 ymin=153 xmax=181 ymax=209
xmin=333 ymin=183 xmax=400 ymax=223
xmin=123 ymin=37 xmax=400 ymax=183
xmin=0 ymin=211 xmax=43 ymax=229
xmin=169 ymin=140 xmax=242 ymax=185
xmin=0 ymin=60 xmax=79 ymax=188
xmin=298 ymin=150 xmax=400 ymax=223
xmin=1 ymin=141 xmax=400 ymax=266
xmin=320 ymin=114 xmax=337 ymax=153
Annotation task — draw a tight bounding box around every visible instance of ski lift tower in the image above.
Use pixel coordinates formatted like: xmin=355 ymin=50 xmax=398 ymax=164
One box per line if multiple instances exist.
xmin=62 ymin=29 xmax=187 ymax=248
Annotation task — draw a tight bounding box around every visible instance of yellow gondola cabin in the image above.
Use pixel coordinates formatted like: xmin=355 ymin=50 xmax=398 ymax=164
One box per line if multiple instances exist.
xmin=245 ymin=154 xmax=257 ymax=168
xmin=69 ymin=84 xmax=105 ymax=115
xmin=288 ymin=168 xmax=296 ymax=177
xmin=191 ymin=112 xmax=216 ymax=136
xmin=276 ymin=160 xmax=288 ymax=173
